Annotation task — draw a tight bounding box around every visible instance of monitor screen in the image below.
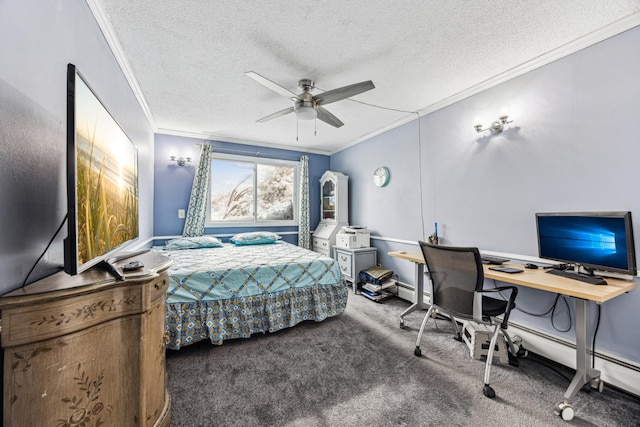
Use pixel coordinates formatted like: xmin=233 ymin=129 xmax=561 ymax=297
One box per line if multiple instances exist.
xmin=536 ymin=212 xmax=637 ymax=276
xmin=64 ymin=63 xmax=139 ymax=275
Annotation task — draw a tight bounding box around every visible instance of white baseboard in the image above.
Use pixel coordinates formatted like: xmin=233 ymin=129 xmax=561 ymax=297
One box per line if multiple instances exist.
xmin=396 ymin=282 xmax=417 ymax=303
xmin=395 ymin=280 xmax=640 ymax=398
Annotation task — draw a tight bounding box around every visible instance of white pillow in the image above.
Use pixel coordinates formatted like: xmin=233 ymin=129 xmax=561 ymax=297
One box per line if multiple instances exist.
xmin=230 ymin=231 xmax=281 ymax=246
xmin=165 ymin=236 xmax=223 ymax=250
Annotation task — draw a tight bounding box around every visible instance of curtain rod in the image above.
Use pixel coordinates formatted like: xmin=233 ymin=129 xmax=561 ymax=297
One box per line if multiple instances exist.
xmin=195 ymin=143 xmax=305 ymax=161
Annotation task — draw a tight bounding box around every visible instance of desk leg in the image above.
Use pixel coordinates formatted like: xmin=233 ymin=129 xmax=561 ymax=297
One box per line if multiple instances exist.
xmin=554 ymin=299 xmax=601 ymax=421
xmin=399 ymin=262 xmax=426 ymax=328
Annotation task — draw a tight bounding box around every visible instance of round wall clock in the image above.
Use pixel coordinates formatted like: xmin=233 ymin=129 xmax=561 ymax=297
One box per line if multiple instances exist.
xmin=373 ymin=166 xmax=390 ymax=187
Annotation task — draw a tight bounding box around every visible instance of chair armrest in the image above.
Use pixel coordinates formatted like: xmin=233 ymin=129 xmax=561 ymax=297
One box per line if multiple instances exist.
xmin=480 ymin=286 xmax=518 ymax=329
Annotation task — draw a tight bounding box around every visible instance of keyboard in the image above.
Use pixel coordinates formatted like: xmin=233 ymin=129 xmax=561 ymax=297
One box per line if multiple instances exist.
xmin=545 ymin=268 xmax=607 ymax=285
xmin=481 ymin=255 xmax=510 ymax=265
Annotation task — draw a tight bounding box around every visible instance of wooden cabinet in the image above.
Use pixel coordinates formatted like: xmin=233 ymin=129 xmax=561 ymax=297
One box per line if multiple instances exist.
xmin=333 ymin=247 xmax=378 ymax=293
xmin=313 ymin=171 xmax=349 ymax=256
xmin=0 ymin=251 xmax=172 ymax=427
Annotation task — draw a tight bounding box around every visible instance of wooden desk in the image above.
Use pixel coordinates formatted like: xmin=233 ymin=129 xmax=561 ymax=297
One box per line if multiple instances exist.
xmin=388 ymin=250 xmax=637 ymax=420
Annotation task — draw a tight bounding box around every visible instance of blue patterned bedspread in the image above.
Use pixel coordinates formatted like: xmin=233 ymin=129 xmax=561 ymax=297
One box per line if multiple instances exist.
xmin=153 ymin=241 xmax=348 ymax=349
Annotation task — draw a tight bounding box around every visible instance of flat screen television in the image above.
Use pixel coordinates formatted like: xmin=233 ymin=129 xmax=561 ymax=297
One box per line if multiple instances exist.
xmin=536 ymin=211 xmax=637 ymax=277
xmin=64 ymin=63 xmax=139 ymax=276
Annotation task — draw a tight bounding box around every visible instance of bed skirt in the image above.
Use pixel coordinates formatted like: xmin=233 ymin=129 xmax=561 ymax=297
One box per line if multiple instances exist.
xmin=166 ymin=283 xmax=348 ymax=350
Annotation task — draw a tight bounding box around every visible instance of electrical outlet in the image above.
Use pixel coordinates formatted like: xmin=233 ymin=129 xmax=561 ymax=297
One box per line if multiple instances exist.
xmin=178 ymin=209 xmax=185 ymax=219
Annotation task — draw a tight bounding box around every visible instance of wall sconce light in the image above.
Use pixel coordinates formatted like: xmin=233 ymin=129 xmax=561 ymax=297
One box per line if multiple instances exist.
xmin=170 ymin=155 xmax=191 ymax=166
xmin=474 ymin=115 xmax=514 ymax=135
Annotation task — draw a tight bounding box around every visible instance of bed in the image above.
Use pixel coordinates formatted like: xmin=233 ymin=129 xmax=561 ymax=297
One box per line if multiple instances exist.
xmin=153 ymin=238 xmax=348 ymax=350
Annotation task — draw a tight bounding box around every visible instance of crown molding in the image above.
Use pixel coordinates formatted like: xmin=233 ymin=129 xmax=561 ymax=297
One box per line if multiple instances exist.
xmin=331 ymin=113 xmax=419 ymax=155
xmin=87 ymin=1 xmax=639 ymax=155
xmin=86 ymin=0 xmax=156 ymax=130
xmin=416 ymin=13 xmax=640 ymax=118
xmin=156 ymin=128 xmax=333 ymax=156
xmin=334 ymin=13 xmax=640 ymax=154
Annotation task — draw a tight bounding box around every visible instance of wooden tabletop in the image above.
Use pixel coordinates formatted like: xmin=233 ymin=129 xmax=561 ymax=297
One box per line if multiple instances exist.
xmin=388 ymin=250 xmax=637 ymax=303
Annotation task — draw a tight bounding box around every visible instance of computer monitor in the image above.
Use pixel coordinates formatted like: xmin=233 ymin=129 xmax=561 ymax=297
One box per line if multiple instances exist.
xmin=536 ymin=211 xmax=637 ymax=276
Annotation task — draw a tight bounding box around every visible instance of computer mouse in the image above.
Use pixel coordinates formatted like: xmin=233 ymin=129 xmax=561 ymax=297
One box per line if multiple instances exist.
xmin=524 ymin=263 xmax=539 ymax=269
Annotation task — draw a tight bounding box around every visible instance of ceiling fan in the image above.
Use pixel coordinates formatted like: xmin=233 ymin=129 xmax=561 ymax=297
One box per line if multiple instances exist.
xmin=245 ymin=71 xmax=375 ymax=128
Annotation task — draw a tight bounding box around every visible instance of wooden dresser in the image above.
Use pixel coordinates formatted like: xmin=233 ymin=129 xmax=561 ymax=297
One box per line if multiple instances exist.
xmin=0 ymin=251 xmax=172 ymax=427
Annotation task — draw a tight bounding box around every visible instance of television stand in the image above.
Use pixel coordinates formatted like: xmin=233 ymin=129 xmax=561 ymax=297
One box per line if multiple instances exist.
xmin=0 ymin=250 xmax=173 ymax=426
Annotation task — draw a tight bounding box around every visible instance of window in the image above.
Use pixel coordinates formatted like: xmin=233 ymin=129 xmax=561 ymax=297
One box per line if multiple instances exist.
xmin=206 ymin=153 xmax=298 ymax=227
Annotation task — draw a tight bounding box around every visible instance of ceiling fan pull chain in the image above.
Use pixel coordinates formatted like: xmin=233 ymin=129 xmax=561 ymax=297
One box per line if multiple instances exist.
xmin=296 ymin=118 xmax=299 ymax=141
xmin=314 ymin=118 xmax=317 ymax=136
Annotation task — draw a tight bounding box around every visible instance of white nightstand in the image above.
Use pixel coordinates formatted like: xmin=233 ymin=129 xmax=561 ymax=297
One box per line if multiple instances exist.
xmin=333 ymin=246 xmax=377 ymax=293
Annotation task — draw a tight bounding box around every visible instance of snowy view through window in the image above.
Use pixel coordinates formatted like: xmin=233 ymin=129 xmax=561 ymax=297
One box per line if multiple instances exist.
xmin=210 ymin=159 xmax=295 ymax=222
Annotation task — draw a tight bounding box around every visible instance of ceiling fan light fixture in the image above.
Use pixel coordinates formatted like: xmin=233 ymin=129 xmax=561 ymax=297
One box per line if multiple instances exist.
xmin=295 ymin=100 xmax=317 ymax=120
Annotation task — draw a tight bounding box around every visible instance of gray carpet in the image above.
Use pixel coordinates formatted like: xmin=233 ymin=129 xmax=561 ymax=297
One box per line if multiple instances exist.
xmin=166 ymin=290 xmax=640 ymax=426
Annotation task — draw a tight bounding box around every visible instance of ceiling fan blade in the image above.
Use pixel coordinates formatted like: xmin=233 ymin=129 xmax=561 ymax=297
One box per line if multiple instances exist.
xmin=314 ymin=80 xmax=375 ymax=106
xmin=256 ymin=106 xmax=294 ymax=123
xmin=316 ymin=106 xmax=344 ymax=128
xmin=245 ymin=71 xmax=300 ymax=100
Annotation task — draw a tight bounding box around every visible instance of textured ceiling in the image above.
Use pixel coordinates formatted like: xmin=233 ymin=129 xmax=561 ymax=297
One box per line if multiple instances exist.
xmin=92 ymin=0 xmax=640 ymax=153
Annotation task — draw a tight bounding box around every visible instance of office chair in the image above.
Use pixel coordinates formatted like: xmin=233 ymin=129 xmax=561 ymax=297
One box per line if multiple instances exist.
xmin=415 ymin=241 xmax=519 ymax=398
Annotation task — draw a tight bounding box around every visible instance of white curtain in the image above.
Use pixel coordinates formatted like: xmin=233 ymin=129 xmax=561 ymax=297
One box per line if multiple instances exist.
xmin=182 ymin=144 xmax=213 ymax=237
xmin=298 ymin=155 xmax=311 ymax=249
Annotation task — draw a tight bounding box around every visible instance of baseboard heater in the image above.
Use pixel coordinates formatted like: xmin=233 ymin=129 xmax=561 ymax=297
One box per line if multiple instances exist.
xmin=395 ymin=280 xmax=640 ymax=398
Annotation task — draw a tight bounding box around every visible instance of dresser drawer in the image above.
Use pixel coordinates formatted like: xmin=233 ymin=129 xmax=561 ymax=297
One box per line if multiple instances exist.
xmin=336 ymin=251 xmax=354 ymax=278
xmin=313 ymin=237 xmax=331 ymax=256
xmin=150 ymin=276 xmax=169 ymax=303
xmin=313 ymin=237 xmax=330 ymax=250
xmin=314 ymin=246 xmax=331 ymax=257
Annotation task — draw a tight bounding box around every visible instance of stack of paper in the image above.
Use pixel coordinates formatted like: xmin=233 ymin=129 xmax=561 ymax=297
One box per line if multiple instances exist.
xmin=360 ymin=278 xmax=396 ymax=302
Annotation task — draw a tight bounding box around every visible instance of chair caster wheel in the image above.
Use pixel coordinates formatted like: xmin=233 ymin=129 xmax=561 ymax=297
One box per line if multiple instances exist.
xmin=400 ymin=319 xmax=405 ymax=329
xmin=483 ymin=385 xmax=495 ymax=399
xmin=414 ymin=346 xmax=421 ymax=357
xmin=554 ymin=401 xmax=574 ymax=421
xmin=590 ymin=378 xmax=604 ymax=393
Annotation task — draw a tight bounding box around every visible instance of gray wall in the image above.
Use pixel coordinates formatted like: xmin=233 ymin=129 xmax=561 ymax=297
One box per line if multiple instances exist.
xmin=0 ymin=1 xmax=154 ymax=293
xmin=332 ymin=26 xmax=640 ymax=363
